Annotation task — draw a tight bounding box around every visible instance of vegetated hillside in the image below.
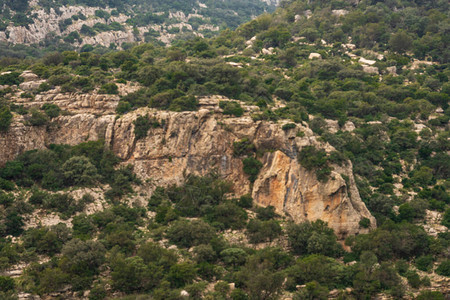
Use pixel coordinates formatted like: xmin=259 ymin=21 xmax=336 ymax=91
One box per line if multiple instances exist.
xmin=0 ymin=0 xmax=449 ymax=299
xmin=0 ymin=0 xmax=276 ymax=55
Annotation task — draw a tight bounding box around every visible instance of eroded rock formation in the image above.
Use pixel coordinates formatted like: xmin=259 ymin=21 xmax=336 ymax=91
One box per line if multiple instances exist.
xmin=0 ymin=85 xmax=375 ymax=237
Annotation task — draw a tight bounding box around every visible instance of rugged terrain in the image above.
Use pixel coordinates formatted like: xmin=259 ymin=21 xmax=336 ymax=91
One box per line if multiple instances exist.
xmin=1 ymin=72 xmax=375 ymax=238
xmin=0 ymin=0 xmax=276 ymax=49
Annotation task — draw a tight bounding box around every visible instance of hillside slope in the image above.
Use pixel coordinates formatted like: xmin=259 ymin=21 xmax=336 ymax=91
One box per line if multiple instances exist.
xmin=0 ymin=0 xmax=276 ymax=50
xmin=0 ymin=0 xmax=448 ymax=299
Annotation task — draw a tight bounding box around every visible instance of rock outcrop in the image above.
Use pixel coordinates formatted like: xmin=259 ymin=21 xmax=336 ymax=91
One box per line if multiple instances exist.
xmin=0 ymin=90 xmax=375 ymax=238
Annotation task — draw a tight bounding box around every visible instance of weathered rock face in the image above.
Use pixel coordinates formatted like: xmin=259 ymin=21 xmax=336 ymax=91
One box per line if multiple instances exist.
xmin=0 ymin=91 xmax=375 ymax=237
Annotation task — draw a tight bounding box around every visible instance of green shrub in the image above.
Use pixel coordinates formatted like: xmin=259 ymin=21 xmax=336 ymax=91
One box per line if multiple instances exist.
xmin=286 ymin=220 xmax=342 ymax=257
xmin=219 ymin=101 xmax=244 ymax=117
xmin=0 ymin=276 xmax=15 ymax=291
xmin=395 ymin=259 xmax=409 ymax=276
xmin=206 ymin=202 xmax=248 ymax=230
xmin=298 ymin=146 xmax=332 ymax=182
xmin=238 ymin=194 xmax=253 ymax=208
xmin=0 ymin=106 xmax=13 ymax=132
xmin=62 ymin=156 xmax=100 ymax=186
xmin=133 ymin=115 xmax=160 ymax=140
xmin=0 ymin=72 xmax=23 ymax=85
xmin=233 ymin=138 xmax=256 ymax=157
xmin=247 ymin=219 xmax=282 ymax=243
xmin=167 ymin=262 xmax=197 ymax=288
xmin=282 ymin=123 xmax=296 ymax=131
xmin=436 ymin=260 xmax=450 ymax=277
xmin=41 ymin=103 xmax=61 ymax=118
xmin=29 ymin=189 xmax=50 ymax=205
xmin=167 ymin=219 xmax=216 ymax=248
xmin=416 ymin=291 xmax=445 ymax=300
xmin=415 ymin=255 xmax=433 ymax=272
xmin=242 ymin=157 xmax=263 ymax=183
xmin=442 ymin=208 xmax=450 ymax=228
xmin=405 ymin=270 xmax=421 ymax=288
xmin=256 ymin=206 xmax=277 ymax=220
xmin=359 ymin=217 xmax=371 ymax=228
xmin=99 ymin=82 xmax=118 ymax=94
xmin=28 ymin=109 xmax=49 ymax=126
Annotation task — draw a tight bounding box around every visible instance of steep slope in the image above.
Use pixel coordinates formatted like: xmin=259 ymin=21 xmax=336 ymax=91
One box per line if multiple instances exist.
xmin=0 ymin=79 xmax=375 ymax=238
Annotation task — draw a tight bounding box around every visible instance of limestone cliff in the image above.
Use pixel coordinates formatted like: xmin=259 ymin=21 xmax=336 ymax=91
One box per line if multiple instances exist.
xmin=0 ymin=87 xmax=375 ymax=238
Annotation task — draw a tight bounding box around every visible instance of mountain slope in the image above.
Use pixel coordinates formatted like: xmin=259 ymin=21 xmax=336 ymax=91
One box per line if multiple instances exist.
xmin=0 ymin=0 xmax=448 ymax=299
xmin=0 ymin=0 xmax=276 ymax=50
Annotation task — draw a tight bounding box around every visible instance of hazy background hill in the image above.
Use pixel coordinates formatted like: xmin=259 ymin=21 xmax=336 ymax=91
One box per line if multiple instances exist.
xmin=0 ymin=0 xmax=277 ymax=54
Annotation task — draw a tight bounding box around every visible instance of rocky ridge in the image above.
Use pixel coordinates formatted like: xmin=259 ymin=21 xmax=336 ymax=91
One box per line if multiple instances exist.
xmin=0 ymin=73 xmax=376 ymax=238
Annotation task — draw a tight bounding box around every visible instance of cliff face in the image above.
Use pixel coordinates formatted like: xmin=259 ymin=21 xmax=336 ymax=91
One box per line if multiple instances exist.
xmin=0 ymin=88 xmax=375 ymax=238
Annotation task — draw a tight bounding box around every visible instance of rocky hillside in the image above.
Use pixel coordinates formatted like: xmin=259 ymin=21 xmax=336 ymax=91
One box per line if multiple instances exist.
xmin=0 ymin=0 xmax=276 ymax=50
xmin=0 ymin=70 xmax=374 ymax=238
xmin=0 ymin=0 xmax=448 ymax=299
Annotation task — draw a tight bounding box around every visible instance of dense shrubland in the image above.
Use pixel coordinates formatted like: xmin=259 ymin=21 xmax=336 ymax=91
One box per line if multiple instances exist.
xmin=0 ymin=0 xmax=448 ymax=298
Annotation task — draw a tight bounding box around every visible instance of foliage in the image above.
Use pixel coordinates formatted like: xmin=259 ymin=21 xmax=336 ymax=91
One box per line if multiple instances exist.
xmin=436 ymin=260 xmax=450 ymax=277
xmin=242 ymin=157 xmax=262 ymax=183
xmin=286 ymin=220 xmax=343 ymax=257
xmin=133 ymin=115 xmax=159 ymax=140
xmin=166 ymin=219 xmax=216 ymax=248
xmin=0 ymin=105 xmax=13 ymax=132
xmin=298 ymin=146 xmax=333 ymax=182
xmin=219 ymin=101 xmax=244 ymax=117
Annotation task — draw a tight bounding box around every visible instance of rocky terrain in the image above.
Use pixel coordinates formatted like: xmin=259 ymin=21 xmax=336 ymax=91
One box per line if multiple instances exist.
xmin=0 ymin=0 xmax=276 ymax=48
xmin=0 ymin=71 xmax=375 ymax=238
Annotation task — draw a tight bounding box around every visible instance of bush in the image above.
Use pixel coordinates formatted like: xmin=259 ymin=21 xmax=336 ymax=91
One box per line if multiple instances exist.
xmin=359 ymin=217 xmax=371 ymax=228
xmin=133 ymin=115 xmax=159 ymax=140
xmin=0 ymin=72 xmax=23 ymax=85
xmin=167 ymin=262 xmax=197 ymax=288
xmin=436 ymin=260 xmax=450 ymax=277
xmin=206 ymin=202 xmax=248 ymax=230
xmin=297 ymin=146 xmax=332 ymax=182
xmin=395 ymin=259 xmax=409 ymax=276
xmin=405 ymin=270 xmax=421 ymax=288
xmin=166 ymin=173 xmax=232 ymax=217
xmin=282 ymin=123 xmax=296 ymax=131
xmin=415 ymin=255 xmax=434 ymax=272
xmin=99 ymin=82 xmax=118 ymax=94
xmin=62 ymin=156 xmax=100 ymax=186
xmin=28 ymin=109 xmax=49 ymax=126
xmin=167 ymin=219 xmax=216 ymax=248
xmin=246 ymin=219 xmax=282 ymax=243
xmin=416 ymin=291 xmax=445 ymax=300
xmin=233 ymin=138 xmax=256 ymax=157
xmin=219 ymin=101 xmax=244 ymax=117
xmin=0 ymin=106 xmax=13 ymax=132
xmin=238 ymin=194 xmax=253 ymax=208
xmin=286 ymin=220 xmax=342 ymax=257
xmin=41 ymin=103 xmax=61 ymax=118
xmin=0 ymin=276 xmax=15 ymax=291
xmin=242 ymin=157 xmax=263 ymax=183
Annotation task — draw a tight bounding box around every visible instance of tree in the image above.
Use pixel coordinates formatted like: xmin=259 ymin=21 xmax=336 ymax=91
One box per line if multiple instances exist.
xmin=294 ymin=281 xmax=328 ymax=300
xmin=111 ymin=255 xmax=162 ymax=293
xmin=166 ymin=219 xmax=216 ymax=248
xmin=167 ymin=262 xmax=197 ymax=288
xmin=62 ymin=156 xmax=99 ymax=186
xmin=286 ymin=220 xmax=342 ymax=257
xmin=389 ymin=31 xmax=413 ymax=53
xmin=436 ymin=260 xmax=450 ymax=277
xmin=236 ymin=256 xmax=285 ymax=300
xmin=242 ymin=157 xmax=263 ymax=183
xmin=0 ymin=106 xmax=13 ymax=132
